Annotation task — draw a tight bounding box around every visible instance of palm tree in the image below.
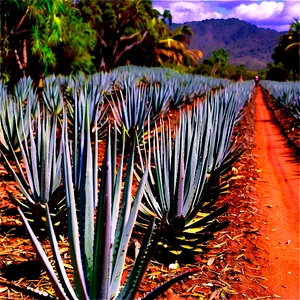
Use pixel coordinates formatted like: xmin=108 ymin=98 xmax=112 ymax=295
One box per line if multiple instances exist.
xmin=211 ymin=48 xmax=229 ymax=76
xmin=162 ymin=9 xmax=172 ymax=25
xmin=152 ymin=9 xmax=172 ymax=25
xmin=286 ymin=18 xmax=300 ymax=52
xmin=172 ymin=25 xmax=203 ymax=64
xmin=285 ymin=19 xmax=300 ymax=80
xmin=148 ymin=20 xmax=202 ymax=67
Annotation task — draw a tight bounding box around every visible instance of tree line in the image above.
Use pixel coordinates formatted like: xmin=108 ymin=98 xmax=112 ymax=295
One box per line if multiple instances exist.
xmin=0 ymin=0 xmax=202 ymax=86
xmin=1 ymin=1 xmax=299 ymax=85
xmin=191 ymin=19 xmax=299 ymax=82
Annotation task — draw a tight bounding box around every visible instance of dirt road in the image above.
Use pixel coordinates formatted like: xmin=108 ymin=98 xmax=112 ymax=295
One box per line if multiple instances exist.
xmin=254 ymin=87 xmax=300 ymax=299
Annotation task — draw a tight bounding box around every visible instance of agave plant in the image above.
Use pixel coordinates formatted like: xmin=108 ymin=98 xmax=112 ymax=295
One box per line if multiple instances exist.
xmin=108 ymin=82 xmax=152 ymax=138
xmin=14 ymin=77 xmax=37 ymax=106
xmin=8 ymin=80 xmax=206 ymax=299
xmin=168 ymin=76 xmax=191 ymax=109
xmin=0 ymin=100 xmax=65 ymax=234
xmin=15 ymin=97 xmax=193 ymax=299
xmin=206 ymin=89 xmax=243 ymax=169
xmin=0 ymin=68 xmax=253 ymax=298
xmin=136 ymin=93 xmax=244 ymax=262
xmin=67 ymin=73 xmax=109 ymax=142
xmin=42 ymin=75 xmax=65 ymax=115
xmin=147 ymin=82 xmax=172 ymax=122
xmin=0 ymin=77 xmax=37 ymax=151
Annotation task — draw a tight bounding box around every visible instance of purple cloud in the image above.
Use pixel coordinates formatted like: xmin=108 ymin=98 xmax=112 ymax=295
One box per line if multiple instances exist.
xmin=152 ymin=0 xmax=299 ymax=31
xmin=153 ymin=1 xmax=223 ymax=23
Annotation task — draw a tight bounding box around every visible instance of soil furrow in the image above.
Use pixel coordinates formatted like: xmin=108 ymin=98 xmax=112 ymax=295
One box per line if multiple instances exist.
xmin=254 ymin=86 xmax=300 ymax=299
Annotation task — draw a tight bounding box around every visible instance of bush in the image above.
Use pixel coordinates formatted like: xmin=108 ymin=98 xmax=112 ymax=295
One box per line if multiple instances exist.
xmin=266 ymin=66 xmax=289 ymax=81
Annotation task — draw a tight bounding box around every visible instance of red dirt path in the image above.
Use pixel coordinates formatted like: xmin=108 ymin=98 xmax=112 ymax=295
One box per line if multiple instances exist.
xmin=254 ymin=87 xmax=300 ymax=299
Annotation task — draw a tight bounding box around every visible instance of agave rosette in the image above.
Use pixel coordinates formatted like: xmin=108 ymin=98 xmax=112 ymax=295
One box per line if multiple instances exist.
xmin=136 ymin=87 xmax=245 ymax=261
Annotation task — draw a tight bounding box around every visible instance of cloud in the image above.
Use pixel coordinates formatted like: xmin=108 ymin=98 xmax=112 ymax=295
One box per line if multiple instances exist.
xmin=283 ymin=1 xmax=300 ymax=21
xmin=228 ymin=1 xmax=284 ymax=21
xmin=227 ymin=1 xmax=298 ymax=31
xmin=153 ymin=1 xmax=223 ymax=23
xmin=153 ymin=0 xmax=299 ymax=31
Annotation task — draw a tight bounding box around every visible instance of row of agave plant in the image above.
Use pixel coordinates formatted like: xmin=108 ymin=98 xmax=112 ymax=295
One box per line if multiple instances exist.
xmin=0 ymin=68 xmax=254 ymax=299
xmin=260 ymin=80 xmax=300 ymax=121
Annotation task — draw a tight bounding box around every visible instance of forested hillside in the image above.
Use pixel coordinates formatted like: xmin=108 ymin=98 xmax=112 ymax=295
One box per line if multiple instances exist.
xmin=170 ymin=18 xmax=284 ymax=70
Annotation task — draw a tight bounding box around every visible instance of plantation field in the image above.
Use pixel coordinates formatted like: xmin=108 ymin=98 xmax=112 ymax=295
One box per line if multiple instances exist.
xmin=0 ymin=82 xmax=299 ymax=299
xmin=1 ymin=2 xmax=299 ymax=298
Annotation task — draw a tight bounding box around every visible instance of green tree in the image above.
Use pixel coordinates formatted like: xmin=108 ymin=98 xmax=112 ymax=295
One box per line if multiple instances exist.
xmin=266 ymin=62 xmax=290 ymax=81
xmin=235 ymin=64 xmax=248 ymax=78
xmin=147 ymin=20 xmax=202 ymax=67
xmin=194 ymin=48 xmax=229 ymax=77
xmin=0 ymin=0 xmax=96 ymax=84
xmin=1 ymin=0 xmax=203 ymax=82
xmin=272 ymin=19 xmax=300 ymax=80
xmin=194 ymin=63 xmax=212 ymax=76
xmin=195 ymin=58 xmax=257 ymax=81
xmin=219 ymin=64 xmax=237 ymax=79
xmin=32 ymin=0 xmax=96 ymax=76
xmin=257 ymin=69 xmax=267 ymax=80
xmin=210 ymin=48 xmax=229 ymax=76
xmin=153 ymin=8 xmax=172 ymax=25
xmin=120 ymin=9 xmax=202 ymax=68
xmin=0 ymin=0 xmax=27 ymax=82
xmin=77 ymin=0 xmax=154 ymax=72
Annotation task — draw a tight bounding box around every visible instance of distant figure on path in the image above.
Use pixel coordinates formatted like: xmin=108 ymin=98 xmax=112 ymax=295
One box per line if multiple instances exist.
xmin=239 ymin=75 xmax=243 ymax=82
xmin=254 ymin=75 xmax=260 ymax=86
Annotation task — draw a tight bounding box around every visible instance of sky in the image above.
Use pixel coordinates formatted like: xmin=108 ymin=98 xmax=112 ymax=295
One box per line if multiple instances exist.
xmin=152 ymin=0 xmax=300 ymax=32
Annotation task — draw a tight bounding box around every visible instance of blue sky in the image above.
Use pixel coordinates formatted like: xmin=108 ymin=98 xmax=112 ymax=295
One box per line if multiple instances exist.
xmin=152 ymin=0 xmax=300 ymax=32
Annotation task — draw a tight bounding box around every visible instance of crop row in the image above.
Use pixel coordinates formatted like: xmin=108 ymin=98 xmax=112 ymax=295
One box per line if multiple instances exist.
xmin=0 ymin=68 xmax=255 ymax=299
xmin=260 ymin=80 xmax=300 ymax=121
xmin=260 ymin=80 xmax=300 ymax=150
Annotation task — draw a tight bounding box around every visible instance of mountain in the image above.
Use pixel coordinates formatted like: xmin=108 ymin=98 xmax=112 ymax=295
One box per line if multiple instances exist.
xmin=170 ymin=18 xmax=284 ymax=70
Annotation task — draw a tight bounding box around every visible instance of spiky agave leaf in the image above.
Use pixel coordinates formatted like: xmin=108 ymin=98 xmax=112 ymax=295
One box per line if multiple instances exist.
xmin=118 ymin=216 xmax=157 ymax=300
xmin=17 ymin=206 xmax=68 ymax=299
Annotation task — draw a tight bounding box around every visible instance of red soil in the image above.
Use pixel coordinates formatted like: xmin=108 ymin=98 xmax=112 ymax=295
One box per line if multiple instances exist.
xmin=0 ymin=86 xmax=299 ymax=299
xmin=253 ymin=87 xmax=300 ymax=299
